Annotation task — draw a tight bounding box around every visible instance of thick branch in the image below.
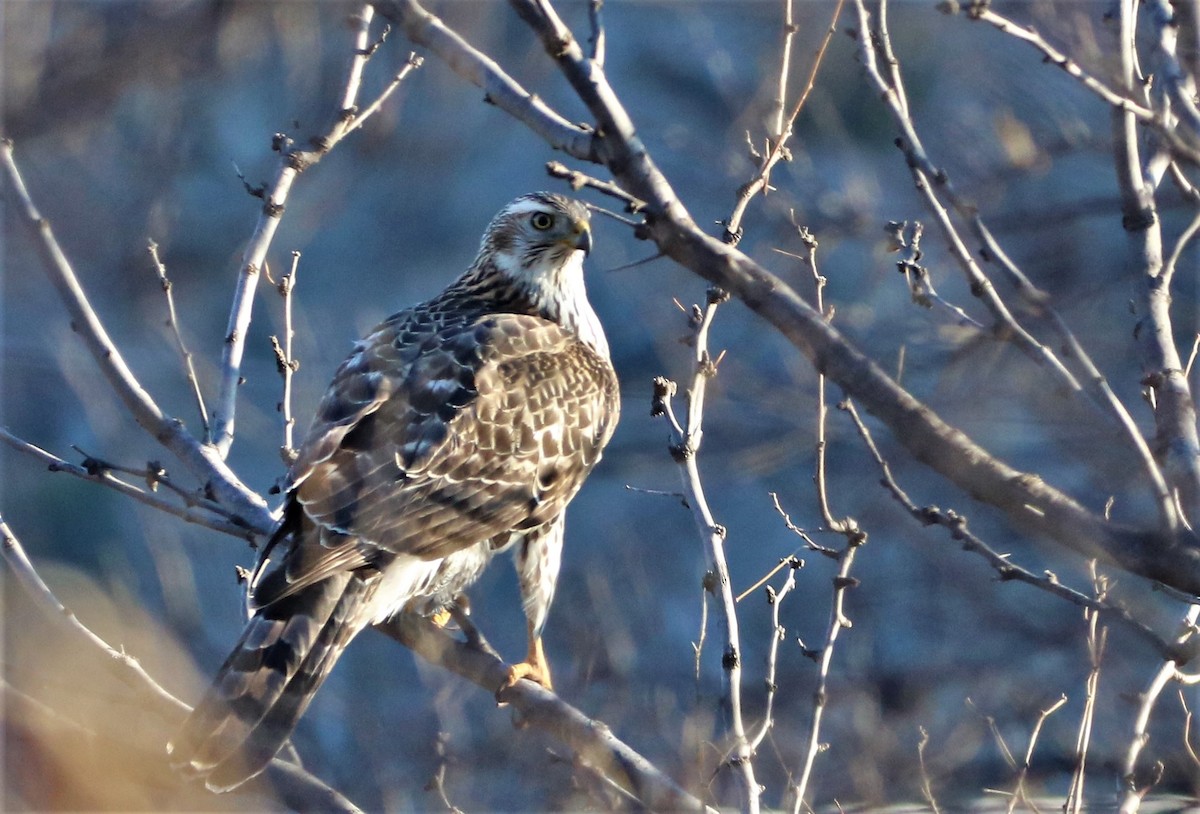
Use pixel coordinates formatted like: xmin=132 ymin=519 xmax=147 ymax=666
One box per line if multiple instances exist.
xmin=1110 ymin=0 xmax=1200 ymax=527
xmin=379 ymin=614 xmax=714 ymax=813
xmin=382 ymin=0 xmax=1200 ymax=592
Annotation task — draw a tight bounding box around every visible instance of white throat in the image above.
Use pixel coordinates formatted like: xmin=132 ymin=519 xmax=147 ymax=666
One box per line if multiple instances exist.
xmin=497 ymin=248 xmax=610 ymax=357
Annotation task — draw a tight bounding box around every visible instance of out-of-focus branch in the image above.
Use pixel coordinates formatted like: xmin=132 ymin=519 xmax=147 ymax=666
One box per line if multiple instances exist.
xmin=210 ymin=6 xmax=421 ymax=457
xmin=1 ymin=514 xmax=189 ymax=720
xmin=1110 ymin=0 xmax=1200 ymax=529
xmin=375 ymin=0 xmax=1200 ymax=593
xmin=0 ymin=429 xmax=256 ymax=540
xmin=1065 ymin=567 xmax=1108 ymax=814
xmin=372 ymin=0 xmax=596 ymax=160
xmin=0 ymin=514 xmax=364 ymax=812
xmin=1118 ymin=604 xmax=1200 ymax=813
xmin=854 ymin=0 xmax=1181 ymax=535
xmin=953 ymin=0 xmax=1200 ymax=165
xmin=839 ymin=398 xmax=1177 ymax=658
xmin=724 ymin=0 xmax=843 ymax=245
xmin=0 ymin=139 xmax=275 ymax=536
xmin=378 ymin=614 xmax=715 ymax=813
xmin=148 ymin=240 xmax=210 ymax=441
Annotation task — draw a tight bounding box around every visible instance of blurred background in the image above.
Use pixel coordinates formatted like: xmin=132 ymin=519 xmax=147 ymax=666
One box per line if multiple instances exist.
xmin=3 ymin=1 xmax=1199 ymax=810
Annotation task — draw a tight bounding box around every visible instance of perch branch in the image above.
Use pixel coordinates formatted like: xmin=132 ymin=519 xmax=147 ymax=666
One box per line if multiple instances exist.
xmin=378 ymin=614 xmax=715 ymax=813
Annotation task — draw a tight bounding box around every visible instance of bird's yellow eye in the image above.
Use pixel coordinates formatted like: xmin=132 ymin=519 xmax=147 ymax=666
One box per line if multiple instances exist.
xmin=530 ymin=212 xmax=555 ymax=231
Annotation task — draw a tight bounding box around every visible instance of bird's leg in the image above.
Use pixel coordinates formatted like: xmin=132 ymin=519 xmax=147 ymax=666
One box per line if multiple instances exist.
xmin=498 ymin=620 xmax=553 ymax=694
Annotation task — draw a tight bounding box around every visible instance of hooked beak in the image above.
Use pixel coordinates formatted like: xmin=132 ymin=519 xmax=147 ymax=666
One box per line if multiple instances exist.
xmin=572 ymin=224 xmax=593 ymax=255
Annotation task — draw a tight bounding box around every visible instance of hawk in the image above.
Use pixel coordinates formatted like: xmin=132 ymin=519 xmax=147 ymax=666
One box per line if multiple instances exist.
xmin=169 ymin=192 xmax=620 ymax=791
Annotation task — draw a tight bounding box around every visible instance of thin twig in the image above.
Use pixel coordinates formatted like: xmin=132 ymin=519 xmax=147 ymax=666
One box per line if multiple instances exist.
xmin=651 ymin=286 xmax=760 ymax=812
xmin=2 ymin=428 xmax=256 ymax=541
xmin=882 ymin=221 xmax=983 ymax=329
xmin=211 ymin=5 xmax=420 ymax=457
xmin=1 ymin=513 xmax=190 ymax=719
xmin=1185 ymin=333 xmax=1200 ymax=379
xmin=587 ymin=0 xmax=605 ymax=67
xmin=1118 ymin=603 xmax=1200 ymax=813
xmin=748 ymin=559 xmax=799 ymax=752
xmin=0 ymin=139 xmax=274 ymax=534
xmin=148 ymin=240 xmax=210 ymax=440
xmin=790 ymin=495 xmax=865 ymax=812
xmin=546 ymin=161 xmax=646 ymax=213
xmin=272 ymin=251 xmax=302 ymax=466
xmin=916 ymin=727 xmax=942 ymax=814
xmin=1005 ymin=694 xmax=1067 ymax=814
xmin=724 ymin=0 xmax=844 ymax=245
xmin=1066 ymin=564 xmax=1108 ymax=814
xmin=838 ymin=398 xmax=1174 ymax=656
xmin=953 ymin=1 xmax=1200 ymax=165
xmin=857 ymin=0 xmax=1182 ymax=535
xmin=1179 ymin=691 xmax=1200 ymax=770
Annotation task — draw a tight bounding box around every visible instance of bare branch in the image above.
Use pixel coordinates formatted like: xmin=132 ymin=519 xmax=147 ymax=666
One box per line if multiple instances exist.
xmin=271 ymin=251 xmax=302 ymax=467
xmin=147 ymin=240 xmax=210 ymax=441
xmin=1065 ymin=566 xmax=1108 ymax=814
xmin=747 ymin=557 xmax=800 ymax=753
xmin=375 ymin=0 xmax=1200 ymax=594
xmin=838 ymin=398 xmax=1177 ymax=656
xmin=1118 ymin=605 xmax=1200 ymax=813
xmin=651 ymin=288 xmax=761 ymax=811
xmin=1 ymin=429 xmax=256 ymax=539
xmin=724 ymin=0 xmax=844 ymax=246
xmin=378 ymin=614 xmax=715 ymax=813
xmin=1 ymin=513 xmax=189 ymax=719
xmin=0 ymin=139 xmax=275 ymax=536
xmin=953 ymin=0 xmax=1200 ymax=165
xmin=1006 ymin=694 xmax=1068 ymax=814
xmin=916 ymin=727 xmax=942 ymax=814
xmin=372 ymin=0 xmax=596 ymax=160
xmin=1108 ymin=0 xmax=1200 ymax=529
xmin=854 ymin=0 xmax=1182 ymax=536
xmin=210 ymin=5 xmax=421 ymax=457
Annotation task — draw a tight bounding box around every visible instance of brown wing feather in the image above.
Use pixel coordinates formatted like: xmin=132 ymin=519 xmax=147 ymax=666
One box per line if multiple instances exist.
xmin=256 ymin=311 xmax=618 ymax=606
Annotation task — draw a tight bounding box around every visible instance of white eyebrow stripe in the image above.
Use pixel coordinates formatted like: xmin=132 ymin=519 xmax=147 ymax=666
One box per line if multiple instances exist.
xmin=501 ymin=199 xmax=555 ymax=218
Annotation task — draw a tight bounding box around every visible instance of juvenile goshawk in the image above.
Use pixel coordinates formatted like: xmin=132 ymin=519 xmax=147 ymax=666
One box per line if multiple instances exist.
xmin=169 ymin=192 xmax=620 ymax=790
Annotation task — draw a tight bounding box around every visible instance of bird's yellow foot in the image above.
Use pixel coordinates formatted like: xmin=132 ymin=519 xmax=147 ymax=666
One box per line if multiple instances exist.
xmin=496 ymin=634 xmax=553 ymax=700
xmin=429 ymin=608 xmax=453 ymax=628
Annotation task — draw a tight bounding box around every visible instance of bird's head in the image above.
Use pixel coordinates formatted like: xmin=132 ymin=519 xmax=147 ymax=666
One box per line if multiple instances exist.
xmin=464 ymin=191 xmax=607 ymax=353
xmin=479 ymin=192 xmax=593 ymax=289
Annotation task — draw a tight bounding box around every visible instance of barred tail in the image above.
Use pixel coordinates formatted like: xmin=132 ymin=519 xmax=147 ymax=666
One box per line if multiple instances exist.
xmin=168 ymin=573 xmax=370 ymax=791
